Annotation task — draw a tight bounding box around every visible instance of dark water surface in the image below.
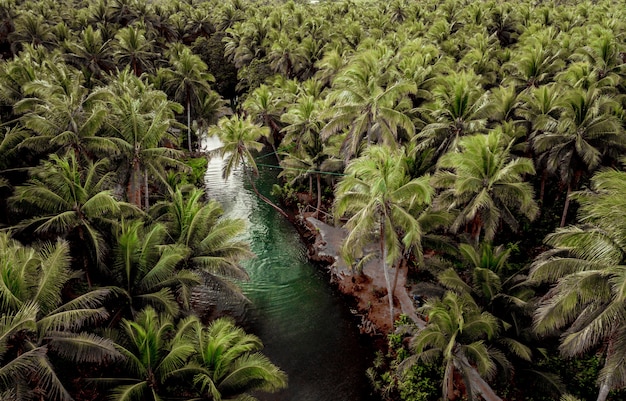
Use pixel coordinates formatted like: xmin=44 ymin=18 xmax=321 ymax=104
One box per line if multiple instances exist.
xmin=203 ymin=136 xmax=377 ymax=401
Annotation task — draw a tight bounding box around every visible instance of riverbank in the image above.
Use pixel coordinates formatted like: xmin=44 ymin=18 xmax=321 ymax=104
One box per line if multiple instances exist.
xmin=293 ymin=213 xmax=427 ymax=336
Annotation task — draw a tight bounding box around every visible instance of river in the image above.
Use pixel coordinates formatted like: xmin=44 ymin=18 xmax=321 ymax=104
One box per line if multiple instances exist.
xmin=203 ymin=135 xmax=377 ymax=401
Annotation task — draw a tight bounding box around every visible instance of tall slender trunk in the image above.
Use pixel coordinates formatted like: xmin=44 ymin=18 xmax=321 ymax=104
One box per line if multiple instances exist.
xmin=560 ymin=182 xmax=572 ymax=227
xmin=381 ymin=222 xmax=395 ymax=327
xmin=144 ymin=166 xmax=149 ymax=210
xmin=187 ymin=95 xmax=192 ymax=152
xmin=128 ymin=160 xmax=142 ymax=207
xmin=315 ymin=173 xmax=322 ymax=219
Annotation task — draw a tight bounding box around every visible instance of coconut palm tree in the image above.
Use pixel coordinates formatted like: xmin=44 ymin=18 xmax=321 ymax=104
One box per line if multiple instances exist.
xmin=64 ymin=25 xmax=115 ymax=86
xmin=531 ymin=87 xmax=625 ymax=227
xmin=335 ymin=145 xmax=433 ymax=326
xmin=112 ymin=25 xmax=158 ymax=76
xmin=9 ymin=153 xmax=128 ymax=285
xmin=208 ymin=114 xmax=288 ymax=218
xmin=150 ymin=187 xmax=252 ymax=282
xmin=414 ymin=71 xmax=490 ymax=162
xmin=158 ymin=45 xmax=215 ymax=152
xmin=108 ymin=220 xmax=198 ymax=319
xmin=321 ymin=47 xmax=416 ymax=160
xmin=14 ymin=70 xmax=116 ymax=162
xmin=106 ymin=70 xmax=185 ymax=209
xmin=403 ymin=291 xmax=503 ymax=401
xmin=0 ymin=232 xmax=120 ymax=400
xmin=528 ymin=168 xmax=626 ymax=401
xmin=432 ymin=129 xmax=538 ymax=243
xmin=105 ymin=307 xmax=200 ymax=401
xmin=190 ymin=317 xmax=288 ymax=400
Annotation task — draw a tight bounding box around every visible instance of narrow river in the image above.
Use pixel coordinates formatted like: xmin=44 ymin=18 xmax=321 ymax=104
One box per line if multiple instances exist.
xmin=203 ymin=135 xmax=377 ymax=401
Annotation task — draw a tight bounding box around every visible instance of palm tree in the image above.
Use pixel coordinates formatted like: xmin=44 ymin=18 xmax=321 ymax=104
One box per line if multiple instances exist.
xmin=414 ymin=71 xmax=490 ymax=162
xmin=529 ymin=166 xmax=626 ymax=401
xmin=108 ymin=220 xmax=198 ymax=318
xmin=403 ymin=291 xmax=503 ymax=401
xmin=335 ymin=145 xmax=433 ymax=326
xmin=105 ymin=307 xmax=200 ymax=401
xmin=208 ymin=115 xmax=288 ymax=218
xmin=158 ymin=45 xmax=215 ymax=152
xmin=8 ymin=11 xmax=54 ymax=54
xmin=528 ymin=168 xmax=626 ymax=401
xmin=112 ymin=25 xmax=158 ymax=76
xmin=9 ymin=153 xmax=128 ymax=285
xmin=190 ymin=317 xmax=288 ymax=400
xmin=280 ymin=95 xmax=326 ymax=216
xmin=0 ymin=232 xmax=120 ymax=400
xmin=107 ymin=70 xmax=185 ymax=209
xmin=321 ymin=47 xmax=416 ymax=160
xmin=14 ymin=70 xmax=116 ymax=162
xmin=531 ymin=87 xmax=625 ymax=227
xmin=64 ymin=25 xmax=115 ymax=85
xmin=150 ymin=187 xmax=252 ymax=296
xmin=432 ymin=129 xmax=538 ymax=243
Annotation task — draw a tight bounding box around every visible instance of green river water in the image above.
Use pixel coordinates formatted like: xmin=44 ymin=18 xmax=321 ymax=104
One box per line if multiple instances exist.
xmin=203 ymin=136 xmax=378 ymax=401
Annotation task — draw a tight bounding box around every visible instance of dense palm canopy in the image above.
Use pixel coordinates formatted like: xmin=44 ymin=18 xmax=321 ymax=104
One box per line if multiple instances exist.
xmin=529 ymin=169 xmax=626 ymax=401
xmin=2 ymin=0 xmax=626 ymax=400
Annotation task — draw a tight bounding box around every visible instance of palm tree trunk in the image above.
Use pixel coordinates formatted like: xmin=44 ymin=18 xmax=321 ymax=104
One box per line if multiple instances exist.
xmin=597 ymin=382 xmax=610 ymax=401
xmin=560 ymin=182 xmax=572 ymax=227
xmin=246 ymin=171 xmax=289 ymax=219
xmin=455 ymin=354 xmax=502 ymax=401
xmin=381 ymin=223 xmax=395 ymax=328
xmin=128 ymin=161 xmax=142 ymax=207
xmin=443 ymin=362 xmax=455 ymax=401
xmin=144 ymin=167 xmax=149 ymax=210
xmin=187 ymin=96 xmax=192 ymax=152
xmin=315 ymin=173 xmax=322 ymax=219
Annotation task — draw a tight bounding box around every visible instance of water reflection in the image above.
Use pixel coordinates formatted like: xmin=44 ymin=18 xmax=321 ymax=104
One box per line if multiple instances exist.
xmin=202 ymin=135 xmax=376 ymax=401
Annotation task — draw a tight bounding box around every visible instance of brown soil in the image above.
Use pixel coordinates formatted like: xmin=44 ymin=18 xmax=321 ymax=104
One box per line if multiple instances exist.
xmin=299 ymin=215 xmax=427 ymax=336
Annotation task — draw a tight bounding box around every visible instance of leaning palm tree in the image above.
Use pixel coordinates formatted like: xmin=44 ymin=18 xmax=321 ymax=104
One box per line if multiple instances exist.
xmin=335 ymin=145 xmax=433 ymax=326
xmin=190 ymin=317 xmax=288 ymax=400
xmin=402 ymin=291 xmax=503 ymax=401
xmin=0 ymin=232 xmax=121 ymax=400
xmin=432 ymin=129 xmax=538 ymax=243
xmin=528 ymin=168 xmax=626 ymax=401
xmin=208 ymin=114 xmax=288 ymax=218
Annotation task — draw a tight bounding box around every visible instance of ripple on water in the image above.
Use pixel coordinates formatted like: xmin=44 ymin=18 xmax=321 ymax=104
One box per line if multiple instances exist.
xmin=201 ymin=135 xmax=377 ymax=401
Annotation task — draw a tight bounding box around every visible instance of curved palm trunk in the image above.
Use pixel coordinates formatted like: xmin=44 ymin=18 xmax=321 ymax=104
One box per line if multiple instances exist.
xmin=380 ymin=222 xmax=395 ymax=327
xmin=245 ymin=169 xmax=289 ymax=219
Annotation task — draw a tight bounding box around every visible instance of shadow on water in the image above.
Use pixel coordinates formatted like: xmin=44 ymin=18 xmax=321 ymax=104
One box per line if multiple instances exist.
xmin=203 ymin=136 xmax=379 ymax=401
